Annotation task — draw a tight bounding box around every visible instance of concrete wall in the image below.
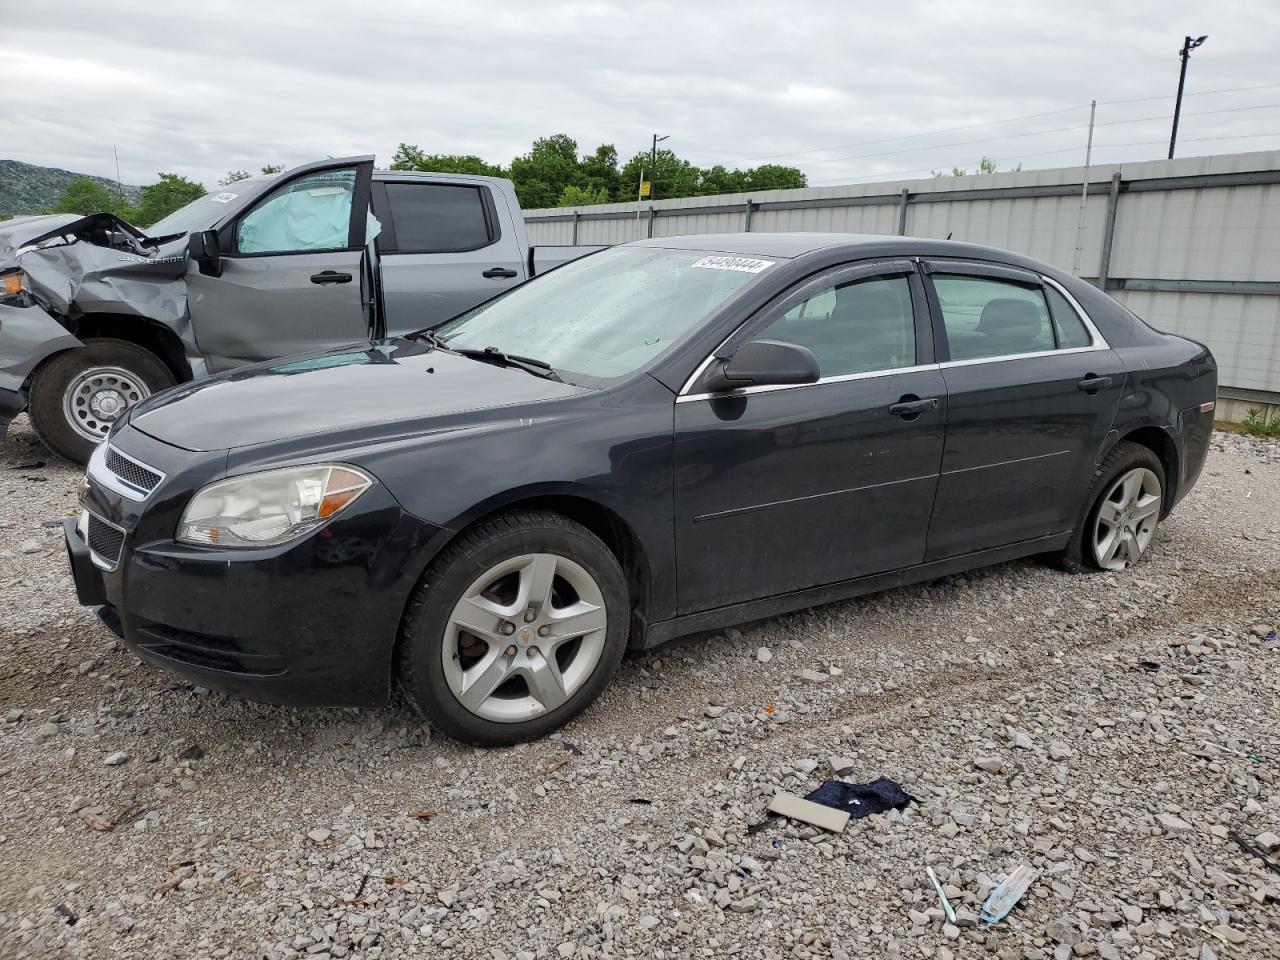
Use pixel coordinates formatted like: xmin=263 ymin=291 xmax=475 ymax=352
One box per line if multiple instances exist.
xmin=525 ymin=150 xmax=1280 ymax=400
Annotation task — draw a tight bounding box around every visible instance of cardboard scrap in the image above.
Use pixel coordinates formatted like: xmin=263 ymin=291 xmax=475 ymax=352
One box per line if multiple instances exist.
xmin=767 ymin=790 xmax=850 ymax=833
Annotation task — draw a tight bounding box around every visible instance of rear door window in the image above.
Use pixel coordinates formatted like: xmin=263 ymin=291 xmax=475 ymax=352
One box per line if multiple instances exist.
xmin=383 ymin=183 xmax=493 ymax=253
xmin=1046 ymin=286 xmax=1094 ymax=348
xmin=931 ymin=274 xmax=1055 ymax=361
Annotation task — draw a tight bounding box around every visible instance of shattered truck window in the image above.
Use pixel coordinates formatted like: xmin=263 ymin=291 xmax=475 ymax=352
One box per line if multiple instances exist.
xmin=236 ymin=169 xmax=356 ymax=254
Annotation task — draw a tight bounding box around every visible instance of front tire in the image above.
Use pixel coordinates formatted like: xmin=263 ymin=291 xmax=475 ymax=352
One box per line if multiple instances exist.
xmin=398 ymin=511 xmax=629 ymax=746
xmin=28 ymin=339 xmax=176 ymax=464
xmin=1058 ymin=440 xmax=1166 ymax=573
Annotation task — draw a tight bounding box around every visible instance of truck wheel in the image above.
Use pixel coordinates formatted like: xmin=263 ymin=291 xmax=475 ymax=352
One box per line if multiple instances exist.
xmin=28 ymin=339 xmax=176 ymax=464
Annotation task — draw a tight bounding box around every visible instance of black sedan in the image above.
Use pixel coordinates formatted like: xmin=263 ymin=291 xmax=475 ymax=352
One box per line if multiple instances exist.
xmin=65 ymin=234 xmax=1217 ymax=745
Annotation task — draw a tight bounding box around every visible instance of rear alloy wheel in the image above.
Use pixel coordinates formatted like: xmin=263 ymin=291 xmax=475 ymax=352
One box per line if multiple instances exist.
xmin=28 ymin=339 xmax=176 ymax=464
xmin=1056 ymin=440 xmax=1166 ymax=573
xmin=399 ymin=512 xmax=629 ymax=745
xmin=1091 ymin=467 xmax=1162 ymax=571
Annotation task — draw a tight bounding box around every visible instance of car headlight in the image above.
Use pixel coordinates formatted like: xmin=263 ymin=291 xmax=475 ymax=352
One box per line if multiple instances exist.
xmin=1 ymin=269 xmax=25 ymax=299
xmin=177 ymin=464 xmax=372 ymax=547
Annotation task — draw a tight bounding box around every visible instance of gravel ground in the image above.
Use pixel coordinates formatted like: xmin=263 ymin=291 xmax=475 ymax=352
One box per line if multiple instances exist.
xmin=1 ymin=414 xmax=1278 ymax=960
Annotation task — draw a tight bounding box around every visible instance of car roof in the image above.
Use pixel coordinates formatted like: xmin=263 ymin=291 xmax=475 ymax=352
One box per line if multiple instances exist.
xmin=629 ymin=232 xmax=1054 ymax=270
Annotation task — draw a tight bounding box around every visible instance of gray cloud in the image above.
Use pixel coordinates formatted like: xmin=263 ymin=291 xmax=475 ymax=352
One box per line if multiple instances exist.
xmin=4 ymin=0 xmax=1277 ymax=194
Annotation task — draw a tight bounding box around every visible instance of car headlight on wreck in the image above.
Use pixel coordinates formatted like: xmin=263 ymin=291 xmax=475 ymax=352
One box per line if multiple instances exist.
xmin=177 ymin=464 xmax=372 ymax=547
xmin=0 ymin=269 xmax=26 ymax=300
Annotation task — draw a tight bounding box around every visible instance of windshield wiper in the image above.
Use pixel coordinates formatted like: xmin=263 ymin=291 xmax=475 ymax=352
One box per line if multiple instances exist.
xmin=452 ymin=346 xmax=563 ymax=382
xmin=404 ymin=330 xmax=562 ymax=381
xmin=406 ymin=328 xmax=446 ymax=348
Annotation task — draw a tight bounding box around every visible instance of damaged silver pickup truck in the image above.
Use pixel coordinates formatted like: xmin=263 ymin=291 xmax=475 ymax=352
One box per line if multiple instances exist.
xmin=0 ymin=156 xmax=599 ymax=462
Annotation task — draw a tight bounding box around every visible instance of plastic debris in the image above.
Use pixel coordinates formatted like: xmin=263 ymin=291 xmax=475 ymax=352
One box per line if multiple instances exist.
xmin=980 ymin=864 xmax=1039 ymax=924
xmin=926 ymin=866 xmax=957 ymax=924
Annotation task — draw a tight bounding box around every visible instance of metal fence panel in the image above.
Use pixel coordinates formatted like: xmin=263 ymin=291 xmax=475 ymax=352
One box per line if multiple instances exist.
xmin=525 ymin=150 xmax=1280 ymax=396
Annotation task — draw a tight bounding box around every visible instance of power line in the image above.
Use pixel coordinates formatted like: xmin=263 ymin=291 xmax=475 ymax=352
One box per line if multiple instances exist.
xmin=704 ymin=82 xmax=1280 ymax=169
xmin=1096 ymin=81 xmax=1280 ymax=106
xmin=809 ymin=130 xmax=1280 ymax=185
xmin=797 ymin=103 xmax=1280 ymax=170
xmin=704 ymin=105 xmax=1092 ymax=167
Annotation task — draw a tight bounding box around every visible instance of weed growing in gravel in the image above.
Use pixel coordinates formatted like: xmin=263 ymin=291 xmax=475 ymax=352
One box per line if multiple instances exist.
xmin=1240 ymin=407 xmax=1280 ymax=439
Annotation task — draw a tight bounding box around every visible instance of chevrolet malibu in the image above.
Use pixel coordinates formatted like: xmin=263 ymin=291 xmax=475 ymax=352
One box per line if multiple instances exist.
xmin=64 ymin=234 xmax=1217 ymax=745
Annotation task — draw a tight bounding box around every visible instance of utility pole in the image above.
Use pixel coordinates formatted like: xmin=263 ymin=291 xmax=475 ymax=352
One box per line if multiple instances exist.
xmin=649 ymin=133 xmax=669 ymax=201
xmin=636 ymin=134 xmax=669 ymax=239
xmin=1072 ymin=100 xmax=1097 ymax=276
xmin=1168 ymin=35 xmax=1208 ymax=159
xmin=113 ymin=146 xmax=125 ymax=206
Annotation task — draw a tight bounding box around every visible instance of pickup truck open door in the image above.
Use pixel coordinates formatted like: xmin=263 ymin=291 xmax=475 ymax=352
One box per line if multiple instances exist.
xmin=187 ymin=157 xmax=376 ymax=371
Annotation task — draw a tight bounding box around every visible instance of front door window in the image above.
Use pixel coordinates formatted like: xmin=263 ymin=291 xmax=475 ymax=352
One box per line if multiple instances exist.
xmin=237 ymin=169 xmax=357 ymax=254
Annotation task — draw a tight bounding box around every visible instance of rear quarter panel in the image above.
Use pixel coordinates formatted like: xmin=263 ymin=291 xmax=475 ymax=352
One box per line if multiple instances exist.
xmin=1110 ymin=335 xmax=1217 ymax=508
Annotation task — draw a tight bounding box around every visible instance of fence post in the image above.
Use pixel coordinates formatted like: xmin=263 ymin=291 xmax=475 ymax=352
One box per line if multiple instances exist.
xmin=647 ymin=205 xmax=656 ymax=239
xmin=1097 ymin=173 xmax=1122 ymax=287
xmin=744 ymin=199 xmax=754 ymax=232
xmin=897 ymin=189 xmax=910 ymax=236
xmin=571 ymin=211 xmax=580 ymax=245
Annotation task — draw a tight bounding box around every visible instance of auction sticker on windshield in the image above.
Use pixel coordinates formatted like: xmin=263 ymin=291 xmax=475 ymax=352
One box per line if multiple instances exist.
xmin=690 ymin=256 xmax=774 ymax=273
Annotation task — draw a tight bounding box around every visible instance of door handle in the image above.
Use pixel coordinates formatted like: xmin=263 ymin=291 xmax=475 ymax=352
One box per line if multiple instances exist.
xmin=888 ymin=396 xmax=939 ymax=419
xmin=311 ymin=271 xmax=352 ymax=285
xmin=482 ymin=267 xmax=518 ymax=279
xmin=1077 ymin=375 xmax=1113 ymax=393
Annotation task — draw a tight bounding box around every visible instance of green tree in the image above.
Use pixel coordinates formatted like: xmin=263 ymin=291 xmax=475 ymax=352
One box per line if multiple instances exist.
xmin=697 ymin=164 xmax=750 ymax=196
xmin=53 ymin=178 xmax=120 ymax=216
xmin=619 ymin=148 xmax=701 ymax=203
xmin=132 ymin=173 xmax=206 ymax=227
xmin=509 ymin=134 xmax=584 ymax=209
xmin=557 ymin=184 xmax=610 ymax=207
xmin=744 ymin=164 xmax=807 ymax=191
xmin=389 ymin=144 xmax=505 ymax=177
xmin=220 ymin=170 xmax=251 ymax=185
xmin=578 ymin=144 xmax=623 ymax=201
xmin=260 ymin=164 xmax=285 ymax=175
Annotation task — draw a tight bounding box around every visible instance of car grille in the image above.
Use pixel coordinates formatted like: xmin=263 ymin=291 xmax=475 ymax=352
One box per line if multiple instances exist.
xmin=105 ymin=447 xmax=162 ymax=495
xmin=87 ymin=514 xmax=125 ymax=567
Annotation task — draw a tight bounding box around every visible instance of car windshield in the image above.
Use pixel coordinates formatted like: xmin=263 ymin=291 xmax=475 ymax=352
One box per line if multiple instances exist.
xmin=144 ymin=183 xmax=262 ymax=237
xmin=432 ymin=246 xmax=776 ymax=380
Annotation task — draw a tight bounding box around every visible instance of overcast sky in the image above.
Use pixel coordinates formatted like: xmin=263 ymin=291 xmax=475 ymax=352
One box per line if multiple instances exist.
xmin=4 ymin=0 xmax=1278 ymax=196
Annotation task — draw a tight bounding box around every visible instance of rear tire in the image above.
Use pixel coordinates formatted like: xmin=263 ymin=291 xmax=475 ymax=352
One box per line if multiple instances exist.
xmin=1056 ymin=440 xmax=1165 ymax=573
xmin=28 ymin=339 xmax=175 ymax=464
xmin=398 ymin=511 xmax=629 ymax=746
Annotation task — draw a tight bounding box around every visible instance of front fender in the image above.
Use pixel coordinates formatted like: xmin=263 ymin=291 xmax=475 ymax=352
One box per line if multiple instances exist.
xmin=0 ymin=300 xmax=82 ymax=396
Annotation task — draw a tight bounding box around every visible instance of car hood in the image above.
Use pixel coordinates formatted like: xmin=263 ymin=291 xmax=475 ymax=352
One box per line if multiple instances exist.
xmin=128 ymin=339 xmax=589 ymax=452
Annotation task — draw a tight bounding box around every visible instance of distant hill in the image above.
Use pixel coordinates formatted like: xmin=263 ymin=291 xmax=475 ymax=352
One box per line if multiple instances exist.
xmin=0 ymin=159 xmax=141 ymax=217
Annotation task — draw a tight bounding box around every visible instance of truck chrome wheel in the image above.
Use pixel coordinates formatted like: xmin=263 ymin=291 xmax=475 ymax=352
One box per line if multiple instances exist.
xmin=1091 ymin=467 xmax=1162 ymax=571
xmin=62 ymin=365 xmax=151 ymax=442
xmin=442 ymin=552 xmax=608 ymax=723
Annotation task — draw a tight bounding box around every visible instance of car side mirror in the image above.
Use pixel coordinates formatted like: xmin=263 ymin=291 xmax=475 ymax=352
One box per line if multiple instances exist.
xmin=703 ymin=339 xmax=821 ymax=393
xmin=188 ymin=229 xmax=222 ymax=276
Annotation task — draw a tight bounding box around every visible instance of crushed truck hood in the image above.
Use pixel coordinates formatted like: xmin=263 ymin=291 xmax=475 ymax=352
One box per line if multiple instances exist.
xmin=1 ymin=212 xmax=190 ymax=322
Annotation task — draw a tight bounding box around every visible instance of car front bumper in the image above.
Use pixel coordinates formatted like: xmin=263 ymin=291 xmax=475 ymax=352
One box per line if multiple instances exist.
xmin=64 ymin=428 xmax=448 ymax=708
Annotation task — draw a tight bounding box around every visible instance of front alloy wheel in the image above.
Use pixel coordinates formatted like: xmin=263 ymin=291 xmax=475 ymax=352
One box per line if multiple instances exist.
xmin=443 ymin=553 xmax=608 ymax=723
xmin=399 ymin=511 xmax=629 ymax=745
